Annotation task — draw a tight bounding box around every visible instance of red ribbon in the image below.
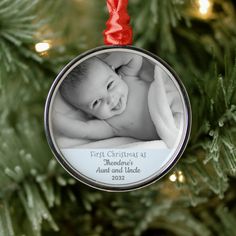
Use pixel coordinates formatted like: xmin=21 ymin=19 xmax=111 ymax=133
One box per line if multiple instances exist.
xmin=103 ymin=0 xmax=133 ymax=45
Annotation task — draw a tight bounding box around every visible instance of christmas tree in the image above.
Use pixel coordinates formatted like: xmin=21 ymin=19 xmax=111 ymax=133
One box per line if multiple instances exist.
xmin=0 ymin=0 xmax=236 ymax=235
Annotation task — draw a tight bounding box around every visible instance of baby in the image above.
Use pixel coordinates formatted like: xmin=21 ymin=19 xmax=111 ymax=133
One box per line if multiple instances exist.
xmin=53 ymin=53 xmax=178 ymax=148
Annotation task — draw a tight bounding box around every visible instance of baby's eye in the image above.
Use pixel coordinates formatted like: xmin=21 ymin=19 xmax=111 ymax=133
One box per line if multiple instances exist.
xmin=107 ymin=81 xmax=114 ymax=90
xmin=92 ymin=99 xmax=101 ymax=109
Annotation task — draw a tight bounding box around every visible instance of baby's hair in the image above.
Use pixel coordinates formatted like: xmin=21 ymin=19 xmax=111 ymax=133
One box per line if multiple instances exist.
xmin=60 ymin=57 xmax=100 ymax=108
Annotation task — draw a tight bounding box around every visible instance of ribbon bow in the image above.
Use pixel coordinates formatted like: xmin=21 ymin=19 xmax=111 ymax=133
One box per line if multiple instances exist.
xmin=103 ymin=0 xmax=133 ymax=45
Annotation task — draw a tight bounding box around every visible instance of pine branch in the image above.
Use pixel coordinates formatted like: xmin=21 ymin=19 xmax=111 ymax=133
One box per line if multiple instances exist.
xmin=0 ymin=1 xmax=77 ymax=235
xmin=130 ymin=0 xmax=190 ymax=50
xmin=175 ymin=54 xmax=236 ymax=202
xmin=0 ymin=0 xmax=43 ymax=73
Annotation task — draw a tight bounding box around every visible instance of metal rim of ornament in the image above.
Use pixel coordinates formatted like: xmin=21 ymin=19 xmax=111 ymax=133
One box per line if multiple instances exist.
xmin=44 ymin=45 xmax=192 ymax=192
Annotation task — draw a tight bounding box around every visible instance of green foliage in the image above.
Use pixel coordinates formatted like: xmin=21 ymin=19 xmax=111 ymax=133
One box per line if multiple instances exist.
xmin=0 ymin=0 xmax=43 ymax=74
xmin=177 ymin=54 xmax=236 ymax=199
xmin=130 ymin=0 xmax=190 ymax=51
xmin=0 ymin=0 xmax=236 ymax=235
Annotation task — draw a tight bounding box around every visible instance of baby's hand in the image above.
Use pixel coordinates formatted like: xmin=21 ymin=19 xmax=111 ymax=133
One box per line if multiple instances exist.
xmin=102 ymin=52 xmax=143 ymax=76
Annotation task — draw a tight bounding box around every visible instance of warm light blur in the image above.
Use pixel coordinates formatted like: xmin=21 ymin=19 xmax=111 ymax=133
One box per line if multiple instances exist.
xmin=35 ymin=41 xmax=51 ymax=53
xmin=198 ymin=0 xmax=211 ymax=15
xmin=169 ymin=171 xmax=185 ymax=183
xmin=178 ymin=171 xmax=185 ymax=183
xmin=169 ymin=173 xmax=177 ymax=182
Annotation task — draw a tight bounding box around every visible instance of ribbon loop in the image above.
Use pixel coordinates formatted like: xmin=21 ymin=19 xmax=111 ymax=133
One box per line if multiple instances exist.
xmin=103 ymin=0 xmax=133 ymax=45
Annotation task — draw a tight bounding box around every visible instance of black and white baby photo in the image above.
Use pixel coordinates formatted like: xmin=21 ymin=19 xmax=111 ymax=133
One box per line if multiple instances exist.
xmin=51 ymin=50 xmax=184 ymax=149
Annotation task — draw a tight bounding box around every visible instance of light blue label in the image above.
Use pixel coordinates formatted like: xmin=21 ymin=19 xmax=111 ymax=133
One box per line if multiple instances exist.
xmin=61 ymin=148 xmax=171 ymax=186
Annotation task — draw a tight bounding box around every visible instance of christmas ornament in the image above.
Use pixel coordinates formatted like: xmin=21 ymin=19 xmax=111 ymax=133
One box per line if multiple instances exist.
xmin=44 ymin=0 xmax=191 ymax=191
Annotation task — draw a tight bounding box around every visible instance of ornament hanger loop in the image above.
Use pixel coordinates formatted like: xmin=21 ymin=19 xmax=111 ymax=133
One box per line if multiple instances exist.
xmin=103 ymin=0 xmax=133 ymax=45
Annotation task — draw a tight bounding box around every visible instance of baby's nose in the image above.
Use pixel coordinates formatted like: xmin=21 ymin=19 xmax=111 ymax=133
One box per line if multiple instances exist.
xmin=107 ymin=94 xmax=115 ymax=106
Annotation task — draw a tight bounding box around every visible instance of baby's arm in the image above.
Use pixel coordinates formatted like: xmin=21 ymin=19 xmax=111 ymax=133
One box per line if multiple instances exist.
xmin=103 ymin=52 xmax=143 ymax=76
xmin=53 ymin=112 xmax=115 ymax=140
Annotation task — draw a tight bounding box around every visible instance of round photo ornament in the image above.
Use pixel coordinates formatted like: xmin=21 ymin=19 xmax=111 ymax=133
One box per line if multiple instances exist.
xmin=44 ymin=0 xmax=191 ymax=191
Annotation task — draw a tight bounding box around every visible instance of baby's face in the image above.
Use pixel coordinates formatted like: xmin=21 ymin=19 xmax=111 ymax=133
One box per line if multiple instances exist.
xmin=72 ymin=59 xmax=128 ymax=119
